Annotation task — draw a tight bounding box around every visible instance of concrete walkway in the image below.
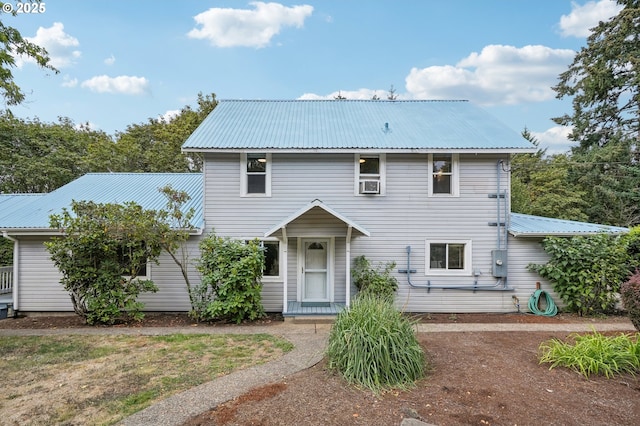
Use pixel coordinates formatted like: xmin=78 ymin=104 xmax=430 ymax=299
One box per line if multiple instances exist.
xmin=0 ymin=320 xmax=636 ymax=426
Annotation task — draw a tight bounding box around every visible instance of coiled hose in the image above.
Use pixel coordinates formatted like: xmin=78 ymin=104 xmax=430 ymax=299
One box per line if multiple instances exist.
xmin=528 ymin=289 xmax=558 ymax=316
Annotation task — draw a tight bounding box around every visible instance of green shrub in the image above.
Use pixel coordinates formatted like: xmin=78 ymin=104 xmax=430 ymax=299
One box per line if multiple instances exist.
xmin=539 ymin=330 xmax=640 ymax=378
xmin=621 ymin=271 xmax=640 ymax=331
xmin=194 ymin=233 xmax=265 ymax=323
xmin=326 ymin=294 xmax=426 ymax=393
xmin=46 ymin=201 xmax=162 ymax=325
xmin=352 ymin=255 xmax=398 ymax=299
xmin=528 ymin=234 xmax=630 ymax=315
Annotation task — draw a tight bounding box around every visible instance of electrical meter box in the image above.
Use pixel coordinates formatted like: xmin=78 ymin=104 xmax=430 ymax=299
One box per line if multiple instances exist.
xmin=491 ymin=249 xmax=508 ymax=277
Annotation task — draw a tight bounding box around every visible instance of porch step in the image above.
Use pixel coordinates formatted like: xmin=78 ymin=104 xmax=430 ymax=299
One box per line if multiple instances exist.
xmin=284 ymin=315 xmax=336 ymax=324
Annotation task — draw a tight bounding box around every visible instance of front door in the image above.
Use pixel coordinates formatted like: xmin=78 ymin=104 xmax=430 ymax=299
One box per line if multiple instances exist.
xmin=301 ymin=239 xmax=330 ymax=302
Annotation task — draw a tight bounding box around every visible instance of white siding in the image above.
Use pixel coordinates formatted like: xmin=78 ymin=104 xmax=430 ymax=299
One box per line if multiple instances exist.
xmin=507 ymin=236 xmax=564 ymax=311
xmin=16 ymin=236 xmax=204 ymax=313
xmin=204 ymin=152 xmax=524 ymax=313
xmin=17 ymin=237 xmax=70 ymax=311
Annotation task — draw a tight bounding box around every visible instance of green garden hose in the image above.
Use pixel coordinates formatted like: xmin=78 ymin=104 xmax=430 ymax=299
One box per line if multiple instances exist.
xmin=528 ymin=289 xmax=558 ymax=316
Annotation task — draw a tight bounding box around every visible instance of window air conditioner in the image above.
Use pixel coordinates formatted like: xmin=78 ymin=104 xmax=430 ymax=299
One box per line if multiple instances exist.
xmin=359 ymin=179 xmax=380 ymax=194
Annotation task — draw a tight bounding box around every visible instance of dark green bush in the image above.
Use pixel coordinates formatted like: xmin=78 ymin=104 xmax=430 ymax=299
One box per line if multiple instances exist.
xmin=195 ymin=233 xmax=265 ymax=323
xmin=528 ymin=234 xmax=630 ymax=315
xmin=620 ymin=271 xmax=640 ymax=331
xmin=352 ymin=255 xmax=398 ymax=299
xmin=326 ymin=293 xmax=426 ymax=393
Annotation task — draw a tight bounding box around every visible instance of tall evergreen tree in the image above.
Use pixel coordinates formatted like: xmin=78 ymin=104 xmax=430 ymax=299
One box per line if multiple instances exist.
xmin=553 ymin=0 xmax=640 ymax=226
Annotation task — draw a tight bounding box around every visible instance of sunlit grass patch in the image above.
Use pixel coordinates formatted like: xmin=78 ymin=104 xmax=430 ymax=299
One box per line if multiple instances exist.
xmin=0 ymin=333 xmax=293 ymax=425
xmin=539 ymin=330 xmax=640 ymax=378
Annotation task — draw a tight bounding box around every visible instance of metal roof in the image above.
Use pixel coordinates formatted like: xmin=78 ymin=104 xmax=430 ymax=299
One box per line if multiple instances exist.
xmin=509 ymin=213 xmax=629 ymax=237
xmin=0 ymin=173 xmax=203 ymax=232
xmin=182 ymin=100 xmax=535 ymax=152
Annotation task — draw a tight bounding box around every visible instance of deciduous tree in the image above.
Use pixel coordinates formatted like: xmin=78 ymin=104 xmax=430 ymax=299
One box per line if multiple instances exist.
xmin=0 ymin=2 xmax=58 ymax=106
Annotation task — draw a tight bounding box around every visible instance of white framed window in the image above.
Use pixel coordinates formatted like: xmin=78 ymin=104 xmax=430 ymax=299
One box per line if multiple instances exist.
xmin=428 ymin=153 xmax=459 ymax=196
xmin=117 ymin=243 xmax=150 ymax=279
xmin=425 ymin=240 xmax=472 ymax=275
xmin=241 ymin=153 xmax=272 ymax=197
xmin=244 ymin=239 xmax=281 ymax=281
xmin=355 ymin=154 xmax=386 ymax=195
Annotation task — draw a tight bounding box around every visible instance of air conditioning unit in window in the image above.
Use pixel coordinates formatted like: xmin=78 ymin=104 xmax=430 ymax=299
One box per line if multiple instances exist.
xmin=359 ymin=179 xmax=380 ymax=194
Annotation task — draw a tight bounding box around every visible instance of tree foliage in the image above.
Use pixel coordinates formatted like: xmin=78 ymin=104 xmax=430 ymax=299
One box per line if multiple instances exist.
xmin=553 ymin=0 xmax=640 ymax=226
xmin=156 ymin=185 xmax=197 ymax=306
xmin=45 ymin=201 xmax=168 ymax=324
xmin=195 ymin=233 xmax=265 ymax=323
xmin=528 ymin=234 xmax=630 ymax=316
xmin=511 ymin=130 xmax=588 ymax=221
xmin=93 ymin=92 xmax=217 ymax=173
xmin=0 ymin=2 xmax=58 ymax=106
xmin=0 ymin=114 xmax=110 ymax=193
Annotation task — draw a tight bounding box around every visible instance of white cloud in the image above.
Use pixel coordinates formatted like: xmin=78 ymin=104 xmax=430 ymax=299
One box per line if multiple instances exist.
xmin=61 ymin=75 xmax=78 ymax=88
xmin=559 ymin=0 xmax=622 ymax=38
xmin=22 ymin=22 xmax=81 ymax=68
xmin=532 ymin=126 xmax=576 ymax=155
xmin=405 ymin=45 xmax=575 ymax=105
xmin=187 ymin=1 xmax=313 ymax=48
xmin=80 ymin=75 xmax=150 ymax=95
xmin=159 ymin=109 xmax=180 ymax=122
xmin=104 ymin=54 xmax=116 ymax=65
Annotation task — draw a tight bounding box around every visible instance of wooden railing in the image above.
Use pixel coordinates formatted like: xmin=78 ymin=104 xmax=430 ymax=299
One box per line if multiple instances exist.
xmin=0 ymin=266 xmax=12 ymax=294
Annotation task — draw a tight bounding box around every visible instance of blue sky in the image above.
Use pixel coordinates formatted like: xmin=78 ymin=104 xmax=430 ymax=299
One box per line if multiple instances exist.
xmin=4 ymin=0 xmax=623 ymax=153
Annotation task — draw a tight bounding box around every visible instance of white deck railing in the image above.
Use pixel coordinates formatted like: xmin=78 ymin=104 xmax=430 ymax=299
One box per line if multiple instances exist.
xmin=0 ymin=266 xmax=12 ymax=294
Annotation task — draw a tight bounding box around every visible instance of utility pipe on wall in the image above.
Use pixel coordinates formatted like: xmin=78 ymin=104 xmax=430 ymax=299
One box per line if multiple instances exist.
xmin=398 ymin=246 xmax=514 ymax=292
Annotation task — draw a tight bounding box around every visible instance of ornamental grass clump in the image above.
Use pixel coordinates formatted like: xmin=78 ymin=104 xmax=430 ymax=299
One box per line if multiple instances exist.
xmin=539 ymin=330 xmax=640 ymax=379
xmin=326 ymin=294 xmax=426 ymax=393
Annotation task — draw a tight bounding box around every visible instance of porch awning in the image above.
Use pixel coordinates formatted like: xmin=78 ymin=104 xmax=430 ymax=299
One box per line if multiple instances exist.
xmin=264 ymin=199 xmax=370 ymax=237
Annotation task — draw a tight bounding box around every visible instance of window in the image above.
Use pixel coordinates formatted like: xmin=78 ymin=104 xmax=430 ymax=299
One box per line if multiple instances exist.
xmin=428 ymin=154 xmax=459 ymax=196
xmin=117 ymin=244 xmax=149 ymax=278
xmin=245 ymin=240 xmax=280 ymax=279
xmin=241 ymin=153 xmax=271 ymax=196
xmin=355 ymin=154 xmax=385 ymax=195
xmin=262 ymin=241 xmax=280 ymax=277
xmin=426 ymin=240 xmax=471 ymax=275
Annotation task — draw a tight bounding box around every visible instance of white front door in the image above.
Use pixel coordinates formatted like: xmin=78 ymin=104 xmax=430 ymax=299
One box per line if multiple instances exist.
xmin=301 ymin=239 xmax=330 ymax=302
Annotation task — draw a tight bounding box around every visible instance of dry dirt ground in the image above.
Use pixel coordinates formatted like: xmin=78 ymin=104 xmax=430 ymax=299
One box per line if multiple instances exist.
xmin=1 ymin=312 xmax=639 ymax=426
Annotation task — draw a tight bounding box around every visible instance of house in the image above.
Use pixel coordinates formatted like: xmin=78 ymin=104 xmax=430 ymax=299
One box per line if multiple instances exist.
xmin=0 ymin=100 xmax=629 ymax=316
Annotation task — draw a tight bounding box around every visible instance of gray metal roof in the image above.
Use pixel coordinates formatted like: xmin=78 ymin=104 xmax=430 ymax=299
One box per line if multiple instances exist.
xmin=509 ymin=213 xmax=629 ymax=237
xmin=182 ymin=100 xmax=535 ymax=152
xmin=0 ymin=173 xmax=203 ymax=232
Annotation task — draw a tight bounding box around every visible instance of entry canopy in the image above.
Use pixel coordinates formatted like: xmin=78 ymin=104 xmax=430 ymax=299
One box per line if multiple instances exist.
xmin=264 ymin=199 xmax=370 ymax=238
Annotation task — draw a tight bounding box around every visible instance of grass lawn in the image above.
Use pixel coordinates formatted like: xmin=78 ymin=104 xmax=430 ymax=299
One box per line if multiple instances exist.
xmin=0 ymin=333 xmax=293 ymax=425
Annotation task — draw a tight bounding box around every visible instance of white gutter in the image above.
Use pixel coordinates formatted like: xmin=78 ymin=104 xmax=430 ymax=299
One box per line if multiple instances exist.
xmin=2 ymin=232 xmax=18 ymax=310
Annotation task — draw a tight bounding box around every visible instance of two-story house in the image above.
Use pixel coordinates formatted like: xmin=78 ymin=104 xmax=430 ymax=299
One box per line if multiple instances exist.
xmin=0 ymin=100 xmax=628 ymax=316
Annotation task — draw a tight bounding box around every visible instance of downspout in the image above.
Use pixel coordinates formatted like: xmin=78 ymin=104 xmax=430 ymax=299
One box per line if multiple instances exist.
xmin=345 ymin=225 xmax=352 ymax=307
xmin=281 ymin=226 xmax=288 ymax=314
xmin=496 ymin=160 xmax=502 ymax=250
xmin=399 ymin=245 xmax=513 ymax=292
xmin=2 ymin=232 xmax=18 ymax=310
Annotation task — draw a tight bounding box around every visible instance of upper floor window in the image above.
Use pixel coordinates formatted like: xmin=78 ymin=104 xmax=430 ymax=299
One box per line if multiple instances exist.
xmin=426 ymin=240 xmax=471 ymax=275
xmin=241 ymin=153 xmax=271 ymax=197
xmin=428 ymin=153 xmax=459 ymax=196
xmin=355 ymin=154 xmax=386 ymax=195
